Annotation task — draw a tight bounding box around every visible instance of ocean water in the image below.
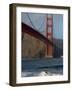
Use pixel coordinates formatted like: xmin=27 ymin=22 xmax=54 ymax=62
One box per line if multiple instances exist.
xmin=21 ymin=58 xmax=63 ymax=77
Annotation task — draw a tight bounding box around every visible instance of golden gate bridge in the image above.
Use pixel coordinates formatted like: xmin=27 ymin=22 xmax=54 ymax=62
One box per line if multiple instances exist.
xmin=22 ymin=14 xmax=63 ymax=58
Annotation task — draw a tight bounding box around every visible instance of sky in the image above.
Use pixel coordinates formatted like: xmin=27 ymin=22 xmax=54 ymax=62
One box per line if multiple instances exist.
xmin=21 ymin=13 xmax=63 ymax=39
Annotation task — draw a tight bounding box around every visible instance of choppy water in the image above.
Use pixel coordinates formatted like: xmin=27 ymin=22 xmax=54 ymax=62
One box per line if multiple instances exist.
xmin=21 ymin=58 xmax=63 ymax=77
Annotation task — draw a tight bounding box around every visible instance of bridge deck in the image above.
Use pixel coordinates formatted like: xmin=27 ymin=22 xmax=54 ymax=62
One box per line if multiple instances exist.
xmin=22 ymin=23 xmax=54 ymax=46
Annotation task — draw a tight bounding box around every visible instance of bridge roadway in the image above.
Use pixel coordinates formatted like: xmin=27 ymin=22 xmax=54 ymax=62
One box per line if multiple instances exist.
xmin=22 ymin=23 xmax=54 ymax=47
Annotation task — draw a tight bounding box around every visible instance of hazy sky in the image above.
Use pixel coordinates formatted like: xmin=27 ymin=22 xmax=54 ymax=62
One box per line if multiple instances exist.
xmin=21 ymin=13 xmax=63 ymax=39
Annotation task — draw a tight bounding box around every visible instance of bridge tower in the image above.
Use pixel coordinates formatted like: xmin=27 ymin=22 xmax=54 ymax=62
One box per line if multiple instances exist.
xmin=46 ymin=14 xmax=53 ymax=57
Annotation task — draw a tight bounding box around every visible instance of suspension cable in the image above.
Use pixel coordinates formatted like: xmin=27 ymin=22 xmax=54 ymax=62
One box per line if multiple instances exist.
xmin=26 ymin=13 xmax=36 ymax=29
xmin=26 ymin=13 xmax=45 ymax=33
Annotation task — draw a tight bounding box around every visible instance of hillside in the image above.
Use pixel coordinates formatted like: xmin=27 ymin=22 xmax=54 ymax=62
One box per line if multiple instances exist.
xmin=22 ymin=33 xmax=63 ymax=58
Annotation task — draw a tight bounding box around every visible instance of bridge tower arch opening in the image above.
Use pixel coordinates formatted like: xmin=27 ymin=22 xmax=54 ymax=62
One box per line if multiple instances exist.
xmin=46 ymin=14 xmax=53 ymax=57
